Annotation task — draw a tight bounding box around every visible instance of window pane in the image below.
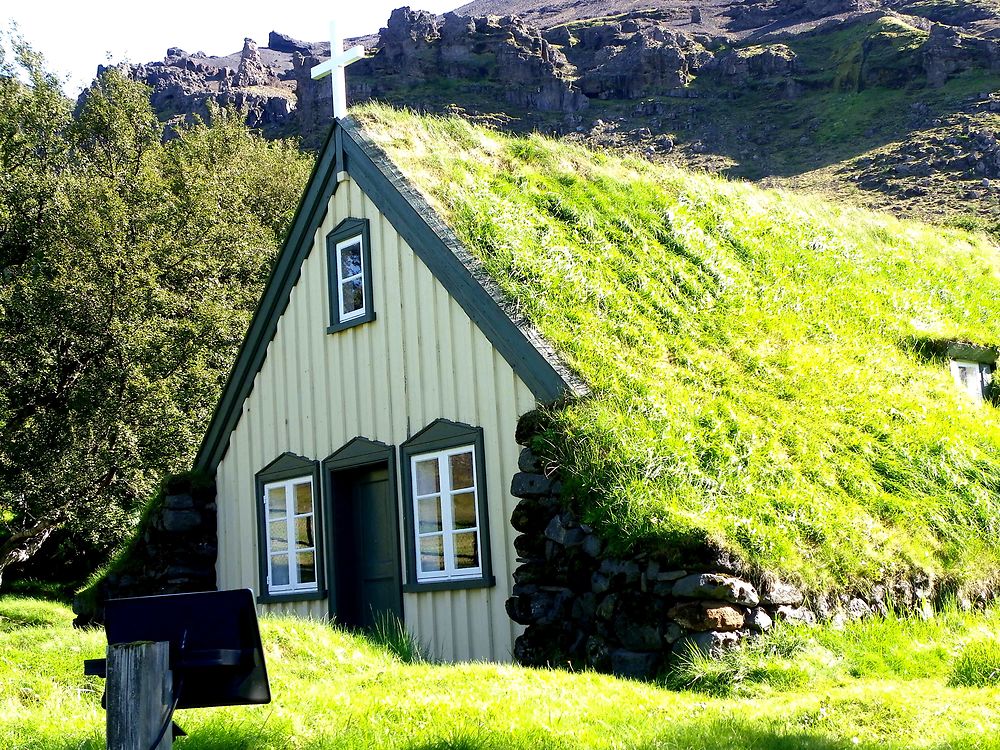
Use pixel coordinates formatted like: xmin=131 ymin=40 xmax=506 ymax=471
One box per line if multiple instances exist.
xmin=341 ymin=278 xmax=364 ymax=314
xmin=298 ymin=551 xmax=316 ymax=585
xmin=295 ymin=482 xmax=313 ymax=515
xmin=415 ymin=458 xmax=440 ymax=496
xmin=420 ymin=535 xmax=444 ymax=573
xmin=267 ymin=485 xmax=286 ymax=520
xmin=269 ymin=521 xmax=288 ymax=552
xmin=453 ymin=531 xmax=479 ymax=570
xmin=452 ymin=492 xmax=477 ymax=530
xmin=340 ymin=241 xmax=362 ymax=278
xmin=449 ymin=451 xmax=474 ymax=490
xmin=295 ymin=517 xmax=314 ymax=548
xmin=418 ymin=496 xmax=442 ymax=533
xmin=271 ymin=555 xmax=289 ymax=587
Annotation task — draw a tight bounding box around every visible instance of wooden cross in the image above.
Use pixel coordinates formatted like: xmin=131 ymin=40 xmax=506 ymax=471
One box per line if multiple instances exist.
xmin=311 ymin=21 xmax=365 ymax=120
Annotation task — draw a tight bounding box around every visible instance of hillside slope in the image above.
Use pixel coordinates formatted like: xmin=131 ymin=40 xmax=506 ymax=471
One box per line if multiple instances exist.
xmin=356 ymin=105 xmax=1000 ymax=593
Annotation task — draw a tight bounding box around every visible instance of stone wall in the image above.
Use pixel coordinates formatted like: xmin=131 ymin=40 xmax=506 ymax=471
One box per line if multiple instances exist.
xmin=72 ymin=473 xmax=217 ymax=627
xmin=505 ymin=411 xmax=983 ymax=679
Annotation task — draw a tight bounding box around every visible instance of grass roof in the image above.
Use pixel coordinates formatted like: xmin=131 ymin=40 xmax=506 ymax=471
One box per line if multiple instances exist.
xmin=354 ymin=104 xmax=1000 ymax=593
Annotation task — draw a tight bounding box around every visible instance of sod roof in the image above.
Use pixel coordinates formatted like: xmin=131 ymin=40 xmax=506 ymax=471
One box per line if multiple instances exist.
xmin=354 ymin=104 xmax=1000 ymax=592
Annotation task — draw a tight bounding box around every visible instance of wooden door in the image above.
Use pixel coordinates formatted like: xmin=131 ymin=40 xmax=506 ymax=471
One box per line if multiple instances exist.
xmin=332 ymin=464 xmax=403 ymax=629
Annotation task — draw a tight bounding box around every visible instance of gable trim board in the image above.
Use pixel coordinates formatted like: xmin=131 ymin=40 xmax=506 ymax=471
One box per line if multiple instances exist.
xmin=194 ymin=117 xmax=587 ymax=474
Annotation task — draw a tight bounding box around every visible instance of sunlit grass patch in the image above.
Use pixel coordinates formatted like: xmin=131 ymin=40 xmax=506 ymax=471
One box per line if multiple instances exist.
xmin=7 ymin=598 xmax=1000 ymax=749
xmin=950 ymin=638 xmax=1000 ymax=688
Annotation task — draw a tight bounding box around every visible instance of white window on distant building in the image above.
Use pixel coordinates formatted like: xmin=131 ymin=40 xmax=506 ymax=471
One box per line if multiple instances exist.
xmin=950 ymin=359 xmax=993 ymax=404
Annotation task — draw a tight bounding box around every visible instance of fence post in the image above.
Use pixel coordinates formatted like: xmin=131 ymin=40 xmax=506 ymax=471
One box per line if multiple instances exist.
xmin=106 ymin=640 xmax=173 ymax=750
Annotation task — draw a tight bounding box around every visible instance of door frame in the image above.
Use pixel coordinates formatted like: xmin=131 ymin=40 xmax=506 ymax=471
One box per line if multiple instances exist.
xmin=321 ymin=437 xmax=403 ymax=626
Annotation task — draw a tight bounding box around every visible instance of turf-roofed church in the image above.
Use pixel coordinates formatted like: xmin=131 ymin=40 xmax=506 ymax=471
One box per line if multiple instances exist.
xmin=199 ymin=99 xmax=1000 ymax=675
xmin=195 ymin=114 xmax=585 ymax=662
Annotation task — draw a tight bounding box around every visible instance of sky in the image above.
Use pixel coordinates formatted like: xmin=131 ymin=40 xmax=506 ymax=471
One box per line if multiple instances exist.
xmin=6 ymin=0 xmax=460 ymax=94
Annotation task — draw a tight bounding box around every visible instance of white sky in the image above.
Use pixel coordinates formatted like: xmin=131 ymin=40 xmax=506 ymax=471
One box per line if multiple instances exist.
xmin=6 ymin=1 xmax=460 ymax=94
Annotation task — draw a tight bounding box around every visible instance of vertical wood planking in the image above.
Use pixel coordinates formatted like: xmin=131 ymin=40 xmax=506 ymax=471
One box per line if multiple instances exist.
xmin=106 ymin=641 xmax=172 ymax=750
xmin=215 ymin=181 xmax=543 ymax=660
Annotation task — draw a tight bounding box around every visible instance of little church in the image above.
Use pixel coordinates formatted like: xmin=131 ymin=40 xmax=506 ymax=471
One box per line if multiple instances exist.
xmin=193 ymin=26 xmax=583 ymax=662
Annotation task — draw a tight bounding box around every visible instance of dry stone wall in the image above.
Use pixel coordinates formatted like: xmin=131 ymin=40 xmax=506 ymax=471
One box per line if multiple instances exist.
xmin=506 ymin=411 xmax=982 ymax=679
xmin=72 ymin=474 xmax=217 ymax=628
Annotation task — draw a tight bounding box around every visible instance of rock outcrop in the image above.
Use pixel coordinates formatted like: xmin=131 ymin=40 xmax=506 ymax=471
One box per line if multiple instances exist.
xmin=923 ymin=23 xmax=1000 ymax=87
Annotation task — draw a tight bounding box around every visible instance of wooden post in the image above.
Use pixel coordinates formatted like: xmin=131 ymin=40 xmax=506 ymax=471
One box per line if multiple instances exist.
xmin=106 ymin=641 xmax=173 ymax=750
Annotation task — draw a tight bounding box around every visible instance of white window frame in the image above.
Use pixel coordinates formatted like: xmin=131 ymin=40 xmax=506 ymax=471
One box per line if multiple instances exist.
xmin=950 ymin=359 xmax=992 ymax=404
xmin=262 ymin=476 xmax=319 ymax=594
xmin=410 ymin=445 xmax=483 ymax=583
xmin=335 ymin=235 xmax=366 ymax=323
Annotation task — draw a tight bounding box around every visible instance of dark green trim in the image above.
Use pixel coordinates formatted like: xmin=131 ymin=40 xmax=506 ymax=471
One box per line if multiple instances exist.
xmin=321 ymin=438 xmax=403 ymax=624
xmin=254 ymin=452 xmax=326 ymax=601
xmin=947 ymin=343 xmax=997 ymax=364
xmin=257 ymin=590 xmax=327 ymax=605
xmin=194 ymin=124 xmax=344 ymax=472
xmin=324 ymin=436 xmax=394 ymax=471
xmin=326 ymin=218 xmax=376 ymax=333
xmin=402 ymin=576 xmax=495 ymax=594
xmin=399 ymin=420 xmax=495 ymax=592
xmin=339 ymin=122 xmax=574 ymax=404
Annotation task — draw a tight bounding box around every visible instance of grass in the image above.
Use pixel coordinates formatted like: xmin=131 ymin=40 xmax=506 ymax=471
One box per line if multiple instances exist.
xmin=7 ymin=596 xmax=1000 ymax=749
xmin=354 ymin=104 xmax=1000 ymax=594
xmin=671 ymin=601 xmax=1000 ymax=695
xmin=950 ymin=638 xmax=1000 ymax=687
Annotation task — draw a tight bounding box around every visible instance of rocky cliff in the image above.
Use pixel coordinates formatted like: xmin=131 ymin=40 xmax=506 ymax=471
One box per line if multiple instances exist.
xmin=120 ymin=0 xmax=1000 ymax=223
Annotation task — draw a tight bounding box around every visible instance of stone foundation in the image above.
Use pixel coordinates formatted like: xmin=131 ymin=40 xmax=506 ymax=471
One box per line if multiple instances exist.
xmin=73 ymin=473 xmax=217 ymax=627
xmin=506 ymin=412 xmax=987 ymax=679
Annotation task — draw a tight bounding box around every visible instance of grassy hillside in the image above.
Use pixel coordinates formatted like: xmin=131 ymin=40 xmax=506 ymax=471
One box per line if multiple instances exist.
xmin=5 ymin=596 xmax=1000 ymax=749
xmin=356 ymin=105 xmax=1000 ymax=593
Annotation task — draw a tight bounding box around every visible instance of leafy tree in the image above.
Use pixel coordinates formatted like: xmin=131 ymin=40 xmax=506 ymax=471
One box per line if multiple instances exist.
xmin=0 ymin=31 xmax=314 ymax=587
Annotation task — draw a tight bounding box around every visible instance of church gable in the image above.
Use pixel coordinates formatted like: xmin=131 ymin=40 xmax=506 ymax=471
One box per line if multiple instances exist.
xmin=195 ymin=120 xmax=582 ymax=474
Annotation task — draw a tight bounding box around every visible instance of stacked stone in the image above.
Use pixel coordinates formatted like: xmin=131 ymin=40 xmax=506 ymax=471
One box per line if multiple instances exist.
xmin=72 ymin=475 xmax=217 ymax=628
xmin=505 ymin=410 xmax=975 ymax=679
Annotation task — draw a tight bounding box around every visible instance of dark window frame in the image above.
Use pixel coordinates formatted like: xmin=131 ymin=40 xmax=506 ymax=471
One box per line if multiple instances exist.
xmin=326 ymin=217 xmax=376 ymax=334
xmin=254 ymin=452 xmax=326 ymax=604
xmin=399 ymin=419 xmax=495 ymax=593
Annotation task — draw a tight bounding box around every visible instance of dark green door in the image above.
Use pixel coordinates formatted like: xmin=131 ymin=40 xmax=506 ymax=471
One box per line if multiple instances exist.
xmin=331 ymin=464 xmax=403 ymax=629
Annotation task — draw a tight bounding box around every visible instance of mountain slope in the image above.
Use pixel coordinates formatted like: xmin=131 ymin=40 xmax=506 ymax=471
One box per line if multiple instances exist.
xmin=120 ymin=2 xmax=1000 ymax=225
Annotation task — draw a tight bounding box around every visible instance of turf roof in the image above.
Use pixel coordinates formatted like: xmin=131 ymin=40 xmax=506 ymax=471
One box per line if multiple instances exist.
xmin=353 ymin=104 xmax=1000 ymax=593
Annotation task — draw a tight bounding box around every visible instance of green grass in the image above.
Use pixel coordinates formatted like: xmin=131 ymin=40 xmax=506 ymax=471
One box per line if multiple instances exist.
xmin=950 ymin=637 xmax=1000 ymax=687
xmin=7 ymin=597 xmax=1000 ymax=749
xmin=355 ymin=104 xmax=1000 ymax=593
xmin=672 ymin=601 xmax=1000 ymax=695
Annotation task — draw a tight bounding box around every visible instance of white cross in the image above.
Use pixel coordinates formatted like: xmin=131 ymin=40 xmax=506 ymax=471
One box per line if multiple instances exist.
xmin=311 ymin=21 xmax=365 ymax=120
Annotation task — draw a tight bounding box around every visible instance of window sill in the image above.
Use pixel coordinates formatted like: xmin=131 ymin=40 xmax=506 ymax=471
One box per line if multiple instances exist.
xmin=327 ymin=311 xmax=376 ymax=334
xmin=257 ymin=589 xmax=326 ymax=605
xmin=402 ymin=575 xmax=495 ymax=594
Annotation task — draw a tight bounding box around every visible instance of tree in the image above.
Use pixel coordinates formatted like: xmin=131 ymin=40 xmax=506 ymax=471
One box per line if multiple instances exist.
xmin=0 ymin=32 xmax=314 ymax=587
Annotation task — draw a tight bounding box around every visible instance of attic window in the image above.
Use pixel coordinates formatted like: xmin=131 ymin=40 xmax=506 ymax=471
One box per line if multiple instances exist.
xmin=326 ymin=218 xmax=375 ymax=333
xmin=950 ymin=359 xmax=992 ymax=404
